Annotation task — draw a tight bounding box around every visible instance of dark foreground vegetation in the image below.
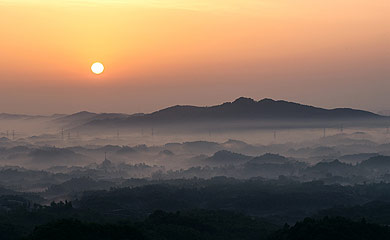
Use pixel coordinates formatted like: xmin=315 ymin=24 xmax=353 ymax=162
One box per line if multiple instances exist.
xmin=3 ymin=213 xmax=390 ymax=240
xmin=2 ymin=206 xmax=390 ymax=240
xmin=1 ymin=178 xmax=390 ymax=239
xmin=269 ymin=217 xmax=390 ymax=240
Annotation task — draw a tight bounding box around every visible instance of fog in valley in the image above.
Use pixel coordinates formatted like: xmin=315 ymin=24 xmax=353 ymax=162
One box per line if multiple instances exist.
xmin=2 ymin=110 xmax=390 ymax=196
xmin=3 ymin=99 xmax=390 ymax=239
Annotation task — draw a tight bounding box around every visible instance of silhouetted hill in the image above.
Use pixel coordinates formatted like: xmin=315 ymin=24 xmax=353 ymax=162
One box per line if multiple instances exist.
xmin=340 ymin=153 xmax=380 ymax=164
xmin=128 ymin=97 xmax=379 ymax=122
xmin=249 ymin=153 xmax=292 ymax=164
xmin=305 ymin=160 xmax=355 ymax=177
xmin=0 ymin=113 xmax=47 ymax=120
xmin=360 ymin=156 xmax=390 ymax=169
xmin=54 ymin=111 xmax=129 ymax=128
xmin=45 ymin=177 xmax=114 ymax=197
xmin=80 ymin=97 xmax=381 ymax=129
xmin=206 ymin=150 xmax=252 ymax=165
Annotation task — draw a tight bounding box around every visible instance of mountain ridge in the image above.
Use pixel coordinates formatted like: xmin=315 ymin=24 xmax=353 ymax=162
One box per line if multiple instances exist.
xmin=72 ymin=97 xmax=382 ymax=130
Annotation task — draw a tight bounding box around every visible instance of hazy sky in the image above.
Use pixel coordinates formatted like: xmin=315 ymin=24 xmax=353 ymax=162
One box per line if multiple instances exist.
xmin=0 ymin=0 xmax=389 ymax=114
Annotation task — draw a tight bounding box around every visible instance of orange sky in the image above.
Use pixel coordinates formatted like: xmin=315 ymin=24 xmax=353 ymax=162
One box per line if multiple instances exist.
xmin=0 ymin=0 xmax=389 ymax=114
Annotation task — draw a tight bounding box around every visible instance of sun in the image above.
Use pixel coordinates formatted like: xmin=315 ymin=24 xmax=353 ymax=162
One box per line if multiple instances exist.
xmin=91 ymin=62 xmax=104 ymax=75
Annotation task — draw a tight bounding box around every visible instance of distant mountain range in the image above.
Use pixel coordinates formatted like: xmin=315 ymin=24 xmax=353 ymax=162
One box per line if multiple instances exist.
xmin=1 ymin=97 xmax=384 ymax=130
xmin=52 ymin=111 xmax=129 ymax=128
xmin=0 ymin=113 xmax=48 ymax=120
xmin=130 ymin=97 xmax=379 ymax=121
xmin=76 ymin=97 xmax=381 ymax=129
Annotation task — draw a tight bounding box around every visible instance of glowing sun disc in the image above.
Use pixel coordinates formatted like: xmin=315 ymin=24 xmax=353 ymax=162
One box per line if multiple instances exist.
xmin=91 ymin=62 xmax=104 ymax=74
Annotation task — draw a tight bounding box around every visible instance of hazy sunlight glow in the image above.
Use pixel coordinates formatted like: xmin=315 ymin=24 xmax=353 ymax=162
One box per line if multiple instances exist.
xmin=0 ymin=0 xmax=388 ymax=114
xmin=91 ymin=62 xmax=104 ymax=75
